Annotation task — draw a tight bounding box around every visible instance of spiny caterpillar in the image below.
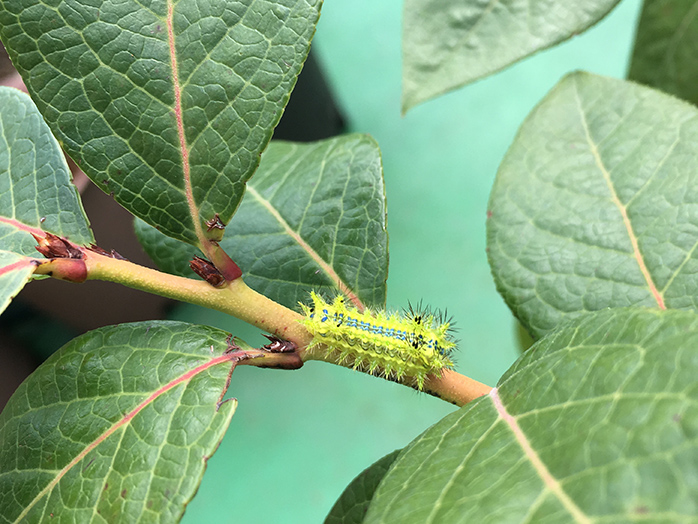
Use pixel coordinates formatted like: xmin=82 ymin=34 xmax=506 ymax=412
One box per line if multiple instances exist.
xmin=300 ymin=292 xmax=456 ymax=389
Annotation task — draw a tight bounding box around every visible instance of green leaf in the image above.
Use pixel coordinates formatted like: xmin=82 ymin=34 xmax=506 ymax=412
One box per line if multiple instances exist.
xmin=628 ymin=0 xmax=698 ymax=106
xmin=0 ymin=250 xmax=35 ymax=316
xmin=0 ymin=321 xmax=244 ymax=522
xmin=134 ymin=219 xmax=201 ymax=278
xmin=487 ymin=71 xmax=698 ymax=339
xmin=0 ymin=0 xmax=321 ymax=246
xmin=0 ymin=86 xmax=93 ymax=256
xmin=516 ymin=320 xmax=534 ymax=353
xmin=365 ymin=308 xmax=698 ymax=523
xmin=0 ymin=86 xmax=93 ymax=315
xmin=401 ymin=0 xmax=622 ymax=112
xmin=136 ymin=134 xmax=389 ymax=309
xmin=325 ymin=450 xmax=401 ymax=524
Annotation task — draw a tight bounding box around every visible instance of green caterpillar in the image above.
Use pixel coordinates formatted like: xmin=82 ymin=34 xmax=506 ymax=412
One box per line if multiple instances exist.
xmin=300 ymin=292 xmax=456 ymax=389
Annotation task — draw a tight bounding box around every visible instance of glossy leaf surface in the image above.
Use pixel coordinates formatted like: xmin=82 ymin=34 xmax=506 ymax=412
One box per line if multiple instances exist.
xmin=629 ymin=0 xmax=698 ymax=106
xmin=365 ymin=308 xmax=698 ymax=523
xmin=0 ymin=87 xmax=92 ymax=255
xmin=136 ymin=135 xmax=388 ymax=309
xmin=325 ymin=450 xmax=400 ymax=524
xmin=402 ymin=0 xmax=621 ymax=112
xmin=0 ymin=0 xmax=321 ymax=245
xmin=0 ymin=321 xmax=242 ymax=523
xmin=135 ymin=219 xmax=200 ymax=278
xmin=488 ymin=72 xmax=698 ymax=338
xmin=0 ymin=86 xmax=92 ymax=315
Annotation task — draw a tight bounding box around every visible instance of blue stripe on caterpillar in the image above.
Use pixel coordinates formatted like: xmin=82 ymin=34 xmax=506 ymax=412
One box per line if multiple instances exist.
xmin=300 ymin=292 xmax=456 ymax=389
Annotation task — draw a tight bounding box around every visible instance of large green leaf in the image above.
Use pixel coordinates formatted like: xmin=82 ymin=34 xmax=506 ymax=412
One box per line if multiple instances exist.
xmin=365 ymin=308 xmax=698 ymax=523
xmin=136 ymin=135 xmax=388 ymax=309
xmin=628 ymin=0 xmax=698 ymax=106
xmin=487 ymin=71 xmax=698 ymax=339
xmin=0 ymin=321 xmax=244 ymax=522
xmin=0 ymin=0 xmax=321 ymax=246
xmin=402 ymin=0 xmax=622 ymax=112
xmin=325 ymin=450 xmax=401 ymax=524
xmin=0 ymin=86 xmax=93 ymax=316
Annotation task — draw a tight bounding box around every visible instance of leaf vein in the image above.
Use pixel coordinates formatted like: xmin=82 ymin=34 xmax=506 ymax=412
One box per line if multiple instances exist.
xmin=572 ymin=77 xmax=665 ymax=309
xmin=489 ymin=388 xmax=592 ymax=523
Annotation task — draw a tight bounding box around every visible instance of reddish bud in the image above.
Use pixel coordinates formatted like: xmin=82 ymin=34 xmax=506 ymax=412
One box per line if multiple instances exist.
xmin=40 ymin=258 xmax=88 ymax=283
xmin=33 ymin=233 xmax=83 ymax=259
xmin=86 ymin=244 xmax=110 ymax=256
xmin=262 ymin=335 xmax=297 ymax=353
xmin=225 ymin=335 xmax=241 ymax=354
xmin=205 ymin=213 xmax=226 ymax=232
xmin=208 ymin=243 xmax=243 ymax=281
xmin=190 ymin=256 xmax=226 ymax=287
xmin=86 ymin=244 xmax=128 ymax=260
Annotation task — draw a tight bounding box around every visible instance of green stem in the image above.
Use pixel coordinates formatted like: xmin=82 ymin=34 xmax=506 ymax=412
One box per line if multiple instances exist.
xmin=36 ymin=251 xmax=312 ymax=348
xmin=305 ymin=349 xmax=492 ymax=406
xmin=34 ymin=250 xmax=491 ymax=406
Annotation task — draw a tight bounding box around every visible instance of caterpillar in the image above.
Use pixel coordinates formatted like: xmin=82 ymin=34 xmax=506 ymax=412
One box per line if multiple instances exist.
xmin=300 ymin=292 xmax=456 ymax=389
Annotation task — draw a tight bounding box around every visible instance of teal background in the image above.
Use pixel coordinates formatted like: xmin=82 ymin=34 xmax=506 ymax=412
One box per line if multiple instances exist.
xmin=181 ymin=1 xmax=643 ymax=522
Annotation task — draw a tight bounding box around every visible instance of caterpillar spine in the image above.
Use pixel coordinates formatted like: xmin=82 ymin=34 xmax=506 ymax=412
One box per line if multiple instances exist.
xmin=300 ymin=292 xmax=456 ymax=389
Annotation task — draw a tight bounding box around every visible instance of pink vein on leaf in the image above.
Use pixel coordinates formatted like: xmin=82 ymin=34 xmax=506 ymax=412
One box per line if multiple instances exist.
xmin=489 ymin=388 xmax=591 ymax=524
xmin=167 ymin=0 xmax=205 ymax=246
xmin=0 ymin=216 xmax=45 ymax=237
xmin=0 ymin=258 xmax=34 ymax=277
xmin=15 ymin=353 xmax=236 ymax=522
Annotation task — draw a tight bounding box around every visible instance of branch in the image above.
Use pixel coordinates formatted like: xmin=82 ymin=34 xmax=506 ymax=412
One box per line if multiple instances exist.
xmin=33 ymin=248 xmax=492 ymax=407
xmin=424 ymin=370 xmax=492 ymax=406
xmin=33 ymin=250 xmax=312 ymax=347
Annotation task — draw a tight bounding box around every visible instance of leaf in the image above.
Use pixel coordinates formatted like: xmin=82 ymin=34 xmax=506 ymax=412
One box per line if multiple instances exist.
xmin=628 ymin=0 xmax=698 ymax=106
xmin=136 ymin=134 xmax=389 ymax=309
xmin=516 ymin=320 xmax=534 ymax=353
xmin=134 ymin=219 xmax=201 ymax=278
xmin=0 ymin=250 xmax=35 ymax=315
xmin=0 ymin=86 xmax=93 ymax=315
xmin=0 ymin=0 xmax=321 ymax=246
xmin=0 ymin=321 xmax=244 ymax=523
xmin=0 ymin=86 xmax=93 ymax=256
xmin=364 ymin=308 xmax=698 ymax=523
xmin=487 ymin=71 xmax=698 ymax=339
xmin=325 ymin=450 xmax=401 ymax=524
xmin=401 ymin=0 xmax=622 ymax=112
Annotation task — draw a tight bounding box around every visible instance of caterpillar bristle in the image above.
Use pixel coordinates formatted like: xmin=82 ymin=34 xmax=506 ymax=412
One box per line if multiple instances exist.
xmin=300 ymin=291 xmax=456 ymax=390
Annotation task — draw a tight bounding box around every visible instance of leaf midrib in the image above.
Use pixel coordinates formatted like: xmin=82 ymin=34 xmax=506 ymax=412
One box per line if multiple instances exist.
xmin=12 ymin=353 xmax=234 ymax=523
xmin=246 ymin=184 xmax=365 ymax=309
xmin=37 ymin=3 xmax=190 ymax=202
xmin=0 ymin=217 xmax=44 ymax=238
xmin=166 ymin=0 xmax=204 ymax=249
xmin=0 ymin=257 xmax=33 ymax=277
xmin=572 ymin=78 xmax=666 ymax=310
xmin=489 ymin=388 xmax=592 ymax=524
